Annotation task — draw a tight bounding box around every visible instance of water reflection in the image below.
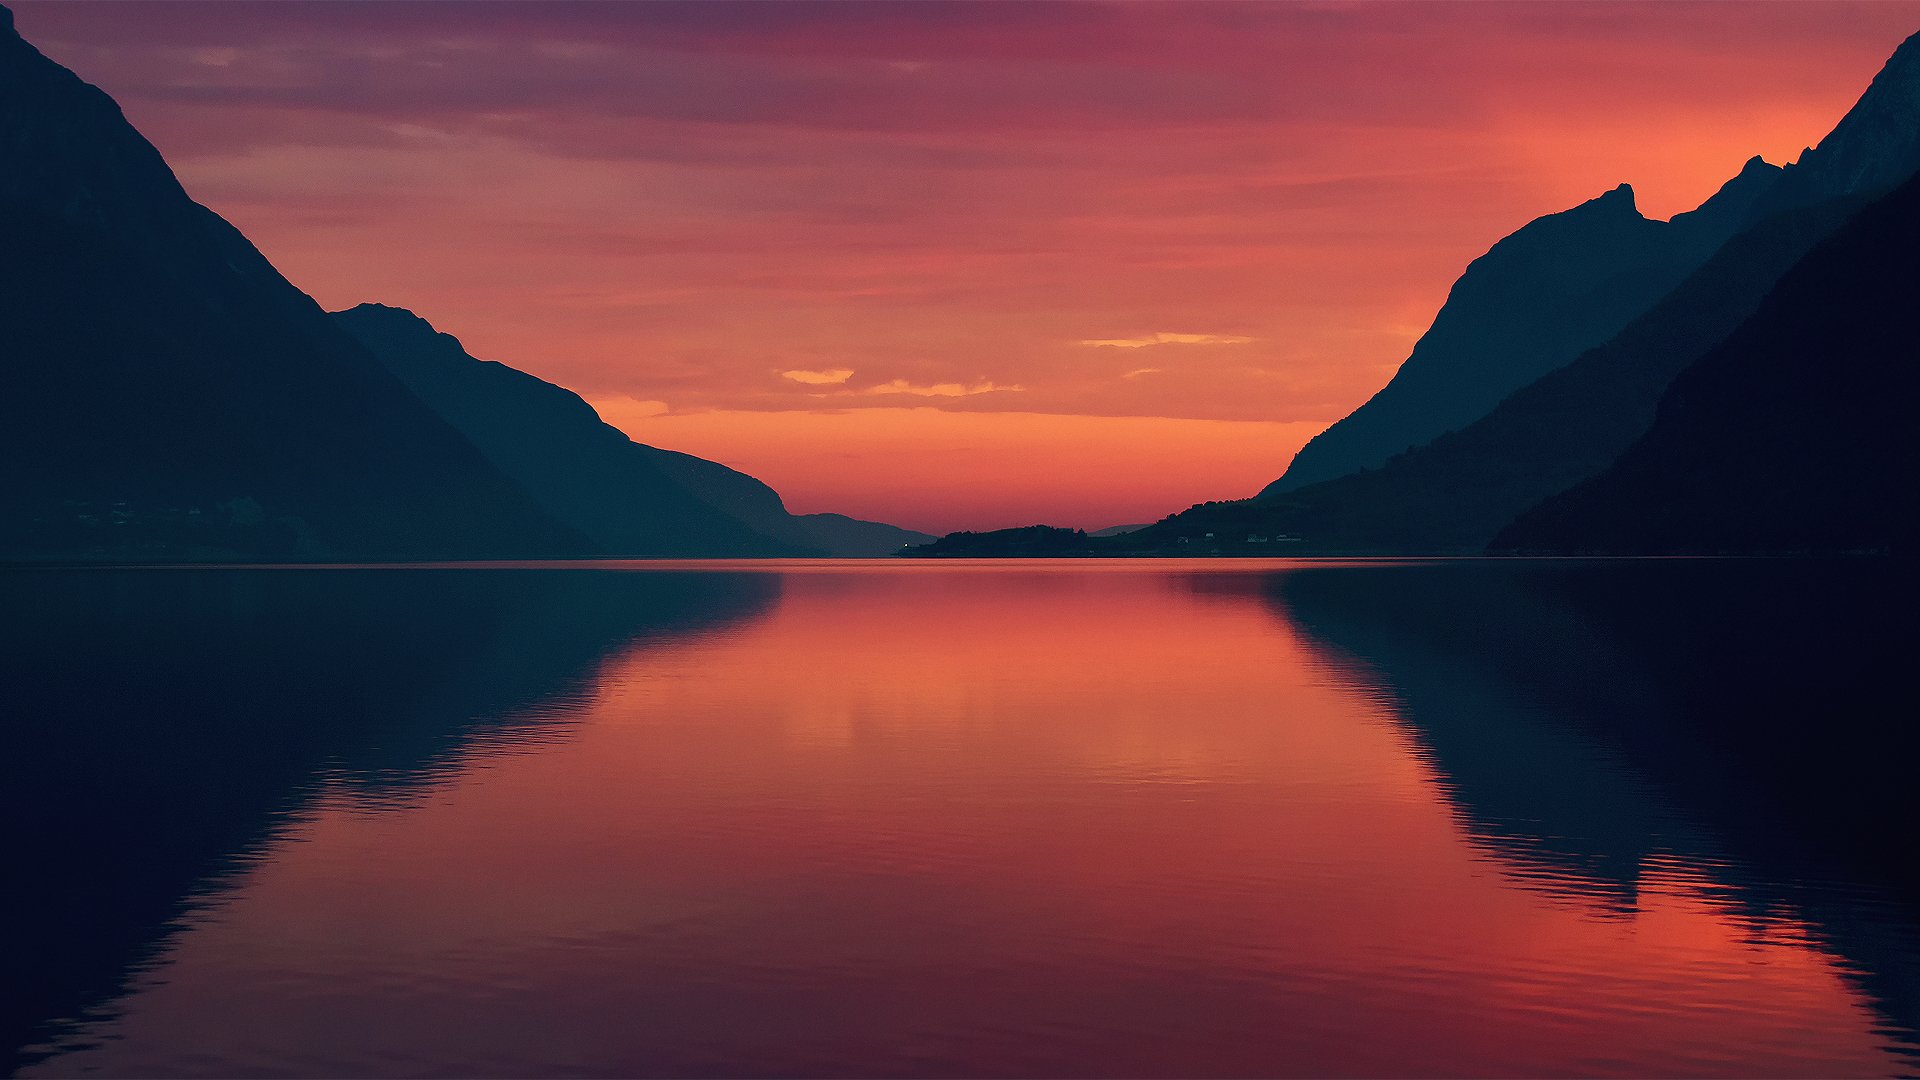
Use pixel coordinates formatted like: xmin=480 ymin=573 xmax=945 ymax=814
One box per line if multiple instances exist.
xmin=1265 ymin=558 xmax=1920 ymax=1066
xmin=0 ymin=566 xmax=779 ymax=1071
xmin=4 ymin=560 xmax=1916 ymax=1076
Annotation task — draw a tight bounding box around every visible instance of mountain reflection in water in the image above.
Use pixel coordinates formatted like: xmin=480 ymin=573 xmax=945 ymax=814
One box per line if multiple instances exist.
xmin=1265 ymin=558 xmax=1920 ymax=1067
xmin=3 ymin=559 xmax=1914 ymax=1077
xmin=1 ymin=566 xmax=780 ymax=1072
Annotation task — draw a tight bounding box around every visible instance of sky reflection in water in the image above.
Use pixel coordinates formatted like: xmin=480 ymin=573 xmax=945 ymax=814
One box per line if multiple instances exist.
xmin=4 ymin=560 xmax=1914 ymax=1077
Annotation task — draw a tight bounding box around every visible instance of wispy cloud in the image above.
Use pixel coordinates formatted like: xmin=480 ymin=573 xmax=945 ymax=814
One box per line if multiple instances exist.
xmin=1080 ymin=332 xmax=1256 ymax=349
xmin=861 ymin=379 xmax=1022 ymax=398
xmin=781 ymin=368 xmax=856 ymax=385
xmin=1122 ymin=367 xmax=1162 ymax=379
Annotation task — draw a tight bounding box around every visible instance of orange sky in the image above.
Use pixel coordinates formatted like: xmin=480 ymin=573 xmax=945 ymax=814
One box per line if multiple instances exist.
xmin=15 ymin=2 xmax=1920 ymax=533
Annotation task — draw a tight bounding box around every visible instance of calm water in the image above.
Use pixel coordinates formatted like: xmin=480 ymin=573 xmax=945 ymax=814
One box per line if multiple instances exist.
xmin=3 ymin=559 xmax=1916 ymax=1077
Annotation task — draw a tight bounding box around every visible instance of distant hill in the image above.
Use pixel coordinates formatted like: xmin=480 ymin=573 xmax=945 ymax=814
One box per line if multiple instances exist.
xmin=1262 ymin=164 xmax=1778 ymax=495
xmin=0 ymin=6 xmax=584 ymax=561
xmin=333 ymin=304 xmax=931 ymax=558
xmin=905 ymin=526 xmax=1094 ymax=558
xmin=784 ymin=513 xmax=934 ymax=558
xmin=1493 ymin=171 xmax=1920 ymax=555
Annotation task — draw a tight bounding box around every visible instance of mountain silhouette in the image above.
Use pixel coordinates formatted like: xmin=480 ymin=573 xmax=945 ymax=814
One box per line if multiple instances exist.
xmin=332 ymin=304 xmax=931 ymax=557
xmin=333 ymin=304 xmax=797 ymax=558
xmin=1262 ymin=165 xmax=1778 ymax=495
xmin=0 ymin=6 xmax=925 ymax=563
xmin=1264 ymin=30 xmax=1920 ymax=501
xmin=1100 ymin=29 xmax=1920 ymax=556
xmin=1493 ymin=169 xmax=1920 ymax=555
xmin=1108 ymin=192 xmax=1869 ymax=554
xmin=0 ymin=6 xmax=588 ymax=562
xmin=1748 ymin=28 xmax=1920 ymax=218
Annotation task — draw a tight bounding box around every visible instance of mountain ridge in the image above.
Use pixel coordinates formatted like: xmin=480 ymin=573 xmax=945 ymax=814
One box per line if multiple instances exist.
xmin=1262 ymin=31 xmax=1920 ymax=502
xmin=0 ymin=8 xmax=590 ymax=561
xmin=1260 ymin=165 xmax=1776 ymax=496
xmin=1492 ymin=170 xmax=1920 ymax=555
xmin=1186 ymin=27 xmax=1920 ymax=552
xmin=333 ymin=303 xmax=932 ymax=558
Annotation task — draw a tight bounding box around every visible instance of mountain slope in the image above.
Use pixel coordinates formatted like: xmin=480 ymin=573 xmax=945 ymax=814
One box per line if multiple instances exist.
xmin=1262 ymin=165 xmax=1778 ymax=495
xmin=1748 ymin=29 xmax=1920 ymax=219
xmin=1107 ymin=28 xmax=1920 ymax=555
xmin=331 ymin=304 xmax=800 ymax=557
xmin=0 ymin=5 xmax=585 ymax=561
xmin=1264 ymin=30 xmax=1920 ymax=502
xmin=332 ymin=304 xmax=933 ymax=558
xmin=1493 ymin=171 xmax=1920 ymax=555
xmin=1109 ymin=193 xmax=1869 ymax=554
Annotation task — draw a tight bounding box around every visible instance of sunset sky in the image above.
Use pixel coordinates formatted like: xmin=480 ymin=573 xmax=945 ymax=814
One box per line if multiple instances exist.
xmin=16 ymin=1 xmax=1920 ymax=533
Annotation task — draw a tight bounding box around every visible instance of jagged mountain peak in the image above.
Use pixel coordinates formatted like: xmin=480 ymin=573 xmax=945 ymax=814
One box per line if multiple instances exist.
xmin=334 ymin=302 xmax=456 ymax=350
xmin=1803 ymin=28 xmax=1920 ymax=179
xmin=1705 ymin=154 xmax=1783 ymax=200
xmin=1752 ymin=28 xmax=1920 ymax=214
xmin=1666 ymin=155 xmax=1782 ymax=238
xmin=1483 ymin=183 xmax=1652 ymax=259
xmin=1260 ymin=174 xmax=1696 ymax=495
xmin=343 ymin=301 xmax=428 ymax=322
xmin=1518 ymin=183 xmax=1643 ymax=235
xmin=1714 ymin=154 xmax=1783 ymax=197
xmin=1803 ymin=28 xmax=1920 ymax=169
xmin=1588 ymin=182 xmax=1639 ymax=214
xmin=1494 ymin=166 xmax=1920 ymax=555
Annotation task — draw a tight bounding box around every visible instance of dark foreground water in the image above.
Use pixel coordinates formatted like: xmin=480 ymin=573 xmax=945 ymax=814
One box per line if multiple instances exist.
xmin=3 ymin=559 xmax=1916 ymax=1078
